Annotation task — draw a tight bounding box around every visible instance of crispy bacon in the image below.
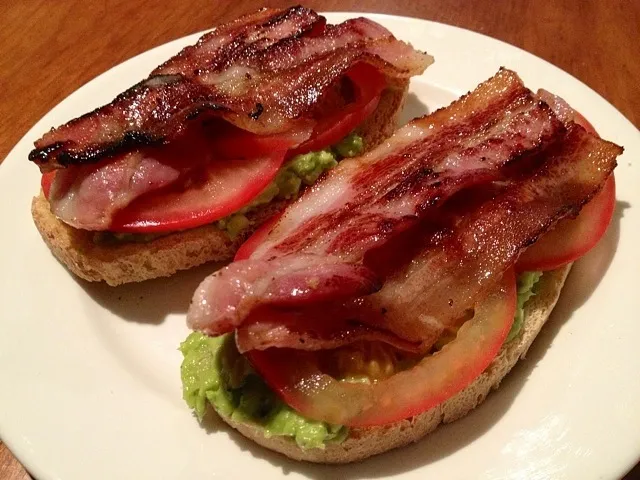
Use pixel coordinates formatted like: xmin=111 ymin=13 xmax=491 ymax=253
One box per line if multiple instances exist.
xmin=29 ymin=7 xmax=432 ymax=172
xmin=187 ymin=69 xmax=567 ymax=336
xmin=351 ymin=124 xmax=620 ymax=347
xmin=152 ymin=7 xmax=324 ymax=77
xmin=211 ymin=124 xmax=621 ymax=353
xmin=188 ymin=255 xmax=381 ymax=336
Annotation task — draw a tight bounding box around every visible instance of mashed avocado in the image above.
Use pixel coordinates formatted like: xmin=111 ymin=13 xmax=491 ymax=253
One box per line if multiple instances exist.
xmin=506 ymin=271 xmax=542 ymax=342
xmin=179 ymin=332 xmax=347 ymax=449
xmin=180 ymin=271 xmax=542 ymax=448
xmin=216 ymin=132 xmax=364 ymax=239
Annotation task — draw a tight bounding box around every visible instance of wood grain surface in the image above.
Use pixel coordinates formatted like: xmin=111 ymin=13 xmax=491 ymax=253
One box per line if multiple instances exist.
xmin=0 ymin=1 xmax=638 ymax=479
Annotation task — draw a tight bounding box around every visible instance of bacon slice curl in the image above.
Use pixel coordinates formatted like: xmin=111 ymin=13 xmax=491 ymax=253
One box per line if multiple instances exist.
xmin=187 ymin=69 xmax=567 ymax=336
xmin=189 ymin=255 xmax=381 ymax=336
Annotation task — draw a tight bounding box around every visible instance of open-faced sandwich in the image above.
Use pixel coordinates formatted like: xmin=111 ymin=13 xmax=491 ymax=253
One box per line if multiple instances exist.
xmin=179 ymin=68 xmax=622 ymax=463
xmin=29 ymin=6 xmax=432 ymax=285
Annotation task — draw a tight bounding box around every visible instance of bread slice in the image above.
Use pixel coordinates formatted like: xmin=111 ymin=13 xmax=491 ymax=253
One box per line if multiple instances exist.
xmin=222 ymin=265 xmax=572 ymax=463
xmin=31 ymin=81 xmax=409 ymax=286
xmin=31 ymin=193 xmax=286 ymax=286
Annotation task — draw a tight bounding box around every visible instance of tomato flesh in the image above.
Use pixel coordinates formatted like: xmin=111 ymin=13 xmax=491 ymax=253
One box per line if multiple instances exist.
xmin=234 ymin=212 xmax=282 ymax=260
xmin=247 ymin=269 xmax=516 ymax=427
xmin=205 ymin=122 xmax=311 ymax=160
xmin=517 ymin=175 xmax=616 ymax=272
xmin=516 ymin=108 xmax=614 ymax=272
xmin=107 ymin=152 xmax=286 ymax=233
xmin=41 ymin=171 xmax=55 ymax=198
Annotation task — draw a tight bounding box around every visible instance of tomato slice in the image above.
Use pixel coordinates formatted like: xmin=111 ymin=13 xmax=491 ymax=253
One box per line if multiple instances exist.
xmin=517 ymin=174 xmax=616 ymax=272
xmin=204 ymin=62 xmax=385 ymax=161
xmin=234 ymin=212 xmax=282 ymax=261
xmin=39 ymin=149 xmax=288 ymax=234
xmin=288 ymin=63 xmax=386 ymax=157
xmin=516 ymin=108 xmax=614 ymax=272
xmin=41 ymin=171 xmax=55 ymax=198
xmin=206 ymin=122 xmax=311 ymax=160
xmin=109 ymin=152 xmax=286 ymax=233
xmin=247 ymin=269 xmax=516 ymax=427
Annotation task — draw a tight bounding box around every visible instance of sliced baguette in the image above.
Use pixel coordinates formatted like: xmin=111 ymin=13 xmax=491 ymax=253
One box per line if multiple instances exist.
xmin=31 ymin=82 xmax=409 ymax=286
xmin=223 ymin=265 xmax=572 ymax=463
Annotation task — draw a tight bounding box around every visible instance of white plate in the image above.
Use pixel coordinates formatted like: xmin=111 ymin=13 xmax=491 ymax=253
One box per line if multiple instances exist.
xmin=1 ymin=12 xmax=639 ymax=480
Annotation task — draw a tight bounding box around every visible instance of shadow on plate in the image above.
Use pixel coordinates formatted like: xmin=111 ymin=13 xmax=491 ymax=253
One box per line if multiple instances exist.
xmin=521 ymin=200 xmax=628 ymax=355
xmin=398 ymin=92 xmax=430 ymax=125
xmin=196 ymin=200 xmax=626 ymax=479
xmin=76 ymin=261 xmax=226 ymax=324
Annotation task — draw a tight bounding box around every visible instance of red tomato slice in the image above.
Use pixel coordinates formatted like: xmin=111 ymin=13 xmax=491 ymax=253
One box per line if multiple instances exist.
xmin=206 ymin=62 xmax=385 ymax=160
xmin=41 ymin=171 xmax=55 ymax=198
xmin=247 ymin=269 xmax=516 ymax=427
xmin=288 ymin=63 xmax=386 ymax=157
xmin=206 ymin=122 xmax=311 ymax=160
xmin=517 ymin=175 xmax=616 ymax=272
xmin=516 ymin=108 xmax=614 ymax=272
xmin=108 ymin=152 xmax=286 ymax=233
xmin=234 ymin=212 xmax=282 ymax=261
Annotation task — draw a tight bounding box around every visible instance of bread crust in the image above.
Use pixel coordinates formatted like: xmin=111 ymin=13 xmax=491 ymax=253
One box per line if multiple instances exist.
xmin=31 ymin=192 xmax=284 ymax=286
xmin=221 ymin=265 xmax=572 ymax=463
xmin=31 ymin=82 xmax=409 ymax=286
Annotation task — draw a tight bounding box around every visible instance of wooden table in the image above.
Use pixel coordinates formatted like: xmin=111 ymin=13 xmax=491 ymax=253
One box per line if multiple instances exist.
xmin=0 ymin=1 xmax=638 ymax=479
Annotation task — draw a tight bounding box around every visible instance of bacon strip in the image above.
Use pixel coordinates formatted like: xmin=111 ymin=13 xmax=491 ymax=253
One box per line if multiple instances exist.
xmin=48 ymin=152 xmax=181 ymax=230
xmin=352 ymin=124 xmax=620 ymax=347
xmin=221 ymin=124 xmax=621 ymax=352
xmin=152 ymin=7 xmax=323 ymax=77
xmin=251 ymin=69 xmax=563 ymax=259
xmin=29 ymin=8 xmax=432 ymax=172
xmin=235 ymin=308 xmax=422 ymax=354
xmin=189 ymin=255 xmax=381 ymax=336
xmin=186 ymin=69 xmax=567 ymax=335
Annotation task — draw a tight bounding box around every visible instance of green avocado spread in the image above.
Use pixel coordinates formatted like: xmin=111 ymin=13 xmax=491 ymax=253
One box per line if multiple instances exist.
xmin=179 ymin=332 xmax=347 ymax=449
xmin=180 ymin=270 xmax=541 ymax=449
xmin=506 ymin=271 xmax=543 ymax=342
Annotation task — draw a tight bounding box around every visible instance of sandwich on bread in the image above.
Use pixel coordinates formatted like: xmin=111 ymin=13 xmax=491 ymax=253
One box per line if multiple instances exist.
xmin=29 ymin=6 xmax=432 ymax=285
xmin=179 ymin=68 xmax=622 ymax=463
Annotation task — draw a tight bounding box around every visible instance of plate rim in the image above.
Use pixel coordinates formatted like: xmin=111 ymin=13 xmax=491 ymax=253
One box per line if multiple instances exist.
xmin=1 ymin=11 xmax=638 ymax=480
